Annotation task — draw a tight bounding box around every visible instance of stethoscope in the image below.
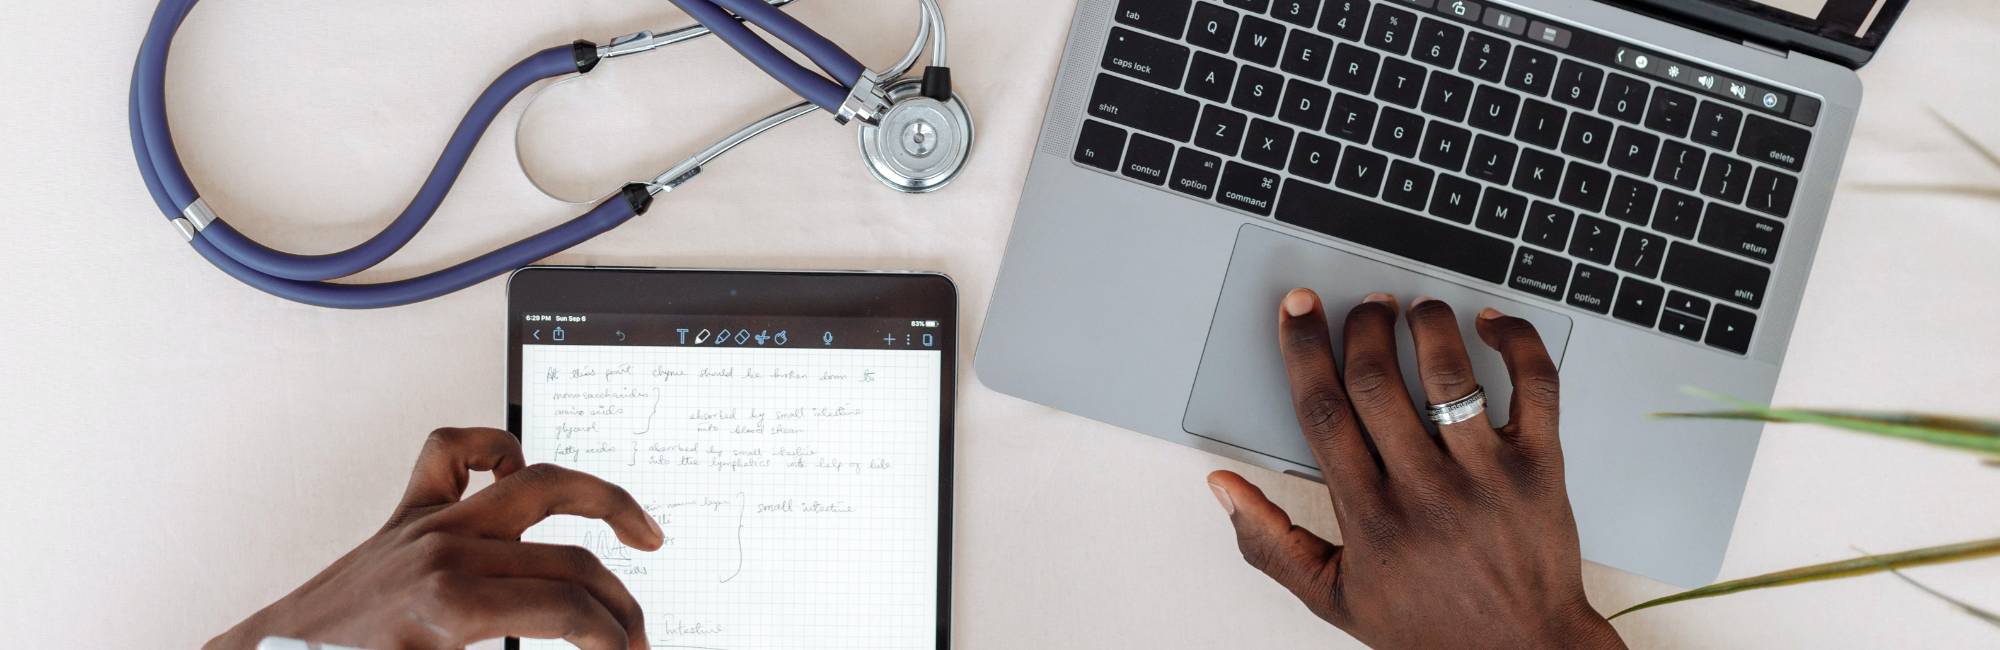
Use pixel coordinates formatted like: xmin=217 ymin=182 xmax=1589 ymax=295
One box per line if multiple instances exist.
xmin=130 ymin=0 xmax=971 ymax=309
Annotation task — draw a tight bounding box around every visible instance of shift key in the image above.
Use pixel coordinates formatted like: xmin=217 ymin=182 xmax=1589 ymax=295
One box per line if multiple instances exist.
xmin=1088 ymin=73 xmax=1201 ymax=142
xmin=1662 ymin=241 xmax=1770 ymax=308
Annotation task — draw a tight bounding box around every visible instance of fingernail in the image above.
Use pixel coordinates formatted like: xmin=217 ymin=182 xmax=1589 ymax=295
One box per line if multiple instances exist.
xmin=1282 ymin=288 xmax=1318 ymax=317
xmin=1411 ymin=296 xmax=1438 ymax=308
xmin=1479 ymin=307 xmax=1505 ymax=320
xmin=1208 ymin=481 xmax=1235 ymax=515
xmin=1364 ymin=292 xmax=1394 ymax=304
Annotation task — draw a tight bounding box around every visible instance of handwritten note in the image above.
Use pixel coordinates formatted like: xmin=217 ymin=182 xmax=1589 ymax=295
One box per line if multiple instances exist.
xmin=518 ymin=345 xmax=942 ymax=649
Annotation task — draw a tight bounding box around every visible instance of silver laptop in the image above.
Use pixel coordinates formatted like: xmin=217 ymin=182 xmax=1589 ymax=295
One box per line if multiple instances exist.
xmin=978 ymin=0 xmax=1905 ymax=586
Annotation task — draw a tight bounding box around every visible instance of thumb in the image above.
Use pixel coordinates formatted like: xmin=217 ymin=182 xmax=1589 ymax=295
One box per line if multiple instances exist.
xmin=1207 ymin=470 xmax=1341 ymax=602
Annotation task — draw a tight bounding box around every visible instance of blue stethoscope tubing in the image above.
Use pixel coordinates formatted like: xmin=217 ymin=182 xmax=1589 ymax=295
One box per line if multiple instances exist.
xmin=131 ymin=0 xmax=878 ymax=309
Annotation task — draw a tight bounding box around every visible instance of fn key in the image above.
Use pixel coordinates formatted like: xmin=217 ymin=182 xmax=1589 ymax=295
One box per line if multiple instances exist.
xmin=1075 ymin=120 xmax=1128 ymax=172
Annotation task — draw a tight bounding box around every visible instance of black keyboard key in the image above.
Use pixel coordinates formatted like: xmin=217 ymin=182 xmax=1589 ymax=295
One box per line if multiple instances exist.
xmin=1653 ymin=190 xmax=1702 ymax=238
xmin=1376 ymin=58 xmax=1428 ymax=108
xmin=1102 ymin=28 xmax=1192 ymax=89
xmin=1516 ymin=99 xmax=1566 ymax=149
xmin=1558 ymin=161 xmax=1610 ymax=213
xmin=1218 ymin=161 xmax=1283 ymax=215
xmin=1421 ymin=70 xmax=1475 ymax=121
xmin=1458 ymin=31 xmax=1510 ymax=83
xmin=1607 ymin=127 xmax=1658 ymax=176
xmin=1504 ymin=46 xmax=1556 ymax=96
xmin=1413 ymin=18 xmax=1465 ymax=68
xmin=1278 ymin=180 xmax=1517 ymax=284
xmin=1551 ymin=60 xmax=1603 ymax=111
xmin=1232 ymin=65 xmax=1286 ymax=116
xmin=1475 ymin=186 xmax=1527 ymax=237
xmin=1614 ymin=228 xmax=1666 ymax=277
xmin=1747 ymin=167 xmax=1799 ymax=218
xmin=1698 ymin=203 xmax=1784 ymax=263
xmin=1374 ymin=107 xmax=1426 ymax=158
xmin=1467 ymin=135 xmax=1516 ymax=183
xmin=1699 ymin=153 xmax=1752 ymax=204
xmin=1659 ymin=309 xmax=1704 ymax=342
xmin=1122 ymin=133 xmax=1176 ymax=184
xmin=1568 ymin=214 xmax=1618 ymax=265
xmin=1328 ymin=44 xmax=1380 ymax=93
xmin=1655 ymin=140 xmax=1704 ymax=191
xmin=1665 ymin=290 xmax=1710 ymax=317
xmin=1384 ymin=160 xmax=1435 ymax=211
xmin=1224 ymin=0 xmax=1271 ymax=12
xmin=1273 ymin=0 xmax=1325 ymax=28
xmin=1605 ymin=175 xmax=1655 ymax=226
xmin=1522 ymin=201 xmax=1575 ymax=251
xmin=1430 ymin=173 xmax=1480 ymax=223
xmin=1612 ymin=277 xmax=1664 ymax=327
xmin=1692 ymin=101 xmax=1742 ymax=151
xmin=1507 ymin=248 xmax=1570 ymax=299
xmin=1194 ymin=104 xmax=1249 ymax=155
xmin=1644 ymin=87 xmax=1697 ymax=138
xmin=1279 ymin=79 xmax=1334 ymax=129
xmin=1597 ymin=72 xmax=1648 ymax=123
xmin=1512 ymin=148 xmax=1563 ymax=198
xmin=1169 ymin=148 xmax=1224 ymax=198
xmin=1418 ymin=122 xmax=1471 ymax=172
xmin=1319 ymin=0 xmax=1369 ymax=40
xmin=1074 ymin=119 xmax=1127 ymax=172
xmin=1289 ymin=132 xmax=1342 ymax=182
xmin=1560 ymin=112 xmax=1614 ymax=162
xmin=1243 ymin=118 xmax=1297 ymax=170
xmin=1662 ymin=241 xmax=1769 ymax=308
xmin=1186 ymin=52 xmax=1238 ymax=103
xmin=1116 ymin=0 xmax=1195 ymax=39
xmin=1327 ymin=92 xmax=1378 ymax=143
xmin=1365 ymin=4 xmax=1418 ymax=56
xmin=1468 ymin=85 xmax=1519 ymax=135
xmin=1188 ymin=3 xmax=1240 ymax=52
xmin=1566 ymin=264 xmax=1617 ymax=314
xmin=1234 ymin=15 xmax=1288 ymax=67
xmin=1282 ymin=30 xmax=1336 ymax=80
xmin=1705 ymin=304 xmax=1756 ymax=354
xmin=1737 ymin=115 xmax=1811 ymax=171
xmin=1090 ymin=74 xmax=1200 ymax=141
xmin=1334 ymin=146 xmax=1389 ymax=196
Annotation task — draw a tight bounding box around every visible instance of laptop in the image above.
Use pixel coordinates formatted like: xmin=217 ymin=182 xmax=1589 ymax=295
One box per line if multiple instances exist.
xmin=977 ymin=0 xmax=1905 ymax=586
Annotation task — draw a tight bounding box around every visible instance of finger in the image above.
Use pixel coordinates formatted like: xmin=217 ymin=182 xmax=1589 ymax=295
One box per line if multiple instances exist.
xmin=1277 ymin=288 xmax=1382 ymax=507
xmin=425 ymin=464 xmax=665 ymax=551
xmin=440 ymin=537 xmax=647 ymax=650
xmin=425 ymin=575 xmax=628 ymax=650
xmin=399 ymin=427 xmax=527 ymax=510
xmin=1341 ymin=294 xmax=1447 ymax=479
xmin=1207 ymin=471 xmax=1341 ymax=607
xmin=1404 ymin=298 xmax=1503 ymax=470
xmin=1475 ymin=309 xmax=1562 ymax=457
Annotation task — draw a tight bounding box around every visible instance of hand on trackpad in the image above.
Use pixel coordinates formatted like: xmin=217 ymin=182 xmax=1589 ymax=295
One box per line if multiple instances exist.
xmin=1183 ymin=225 xmax=1574 ymax=473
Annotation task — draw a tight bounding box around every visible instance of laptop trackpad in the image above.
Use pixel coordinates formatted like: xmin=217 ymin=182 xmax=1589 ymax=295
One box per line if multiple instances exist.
xmin=1184 ymin=225 xmax=1574 ymax=474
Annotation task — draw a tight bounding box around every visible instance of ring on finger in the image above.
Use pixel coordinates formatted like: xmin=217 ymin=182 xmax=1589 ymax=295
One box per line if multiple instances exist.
xmin=1425 ymin=385 xmax=1487 ymax=426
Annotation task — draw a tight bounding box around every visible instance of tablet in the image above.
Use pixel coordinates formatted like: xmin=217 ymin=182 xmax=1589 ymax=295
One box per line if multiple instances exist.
xmin=506 ymin=268 xmax=955 ymax=649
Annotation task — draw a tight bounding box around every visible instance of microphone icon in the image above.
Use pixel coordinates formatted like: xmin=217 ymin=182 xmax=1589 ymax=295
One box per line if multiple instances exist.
xmin=822 ymin=331 xmax=835 ymax=346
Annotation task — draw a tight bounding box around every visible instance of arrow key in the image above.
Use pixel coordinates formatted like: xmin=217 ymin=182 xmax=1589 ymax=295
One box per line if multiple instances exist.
xmin=1705 ymin=304 xmax=1756 ymax=355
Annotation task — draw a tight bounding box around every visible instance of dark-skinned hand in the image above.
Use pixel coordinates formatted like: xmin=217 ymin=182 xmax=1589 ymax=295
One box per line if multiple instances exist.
xmin=1207 ymin=289 xmax=1626 ymax=649
xmin=205 ymin=427 xmax=665 ymax=650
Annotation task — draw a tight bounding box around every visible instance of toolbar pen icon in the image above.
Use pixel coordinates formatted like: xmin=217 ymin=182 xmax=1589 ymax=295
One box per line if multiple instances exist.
xmin=695 ymin=329 xmax=712 ymax=344
xmin=716 ymin=329 xmax=733 ymax=345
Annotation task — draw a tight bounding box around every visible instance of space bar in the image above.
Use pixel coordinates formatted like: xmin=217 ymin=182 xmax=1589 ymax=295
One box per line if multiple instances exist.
xmin=1275 ymin=180 xmax=1515 ymax=285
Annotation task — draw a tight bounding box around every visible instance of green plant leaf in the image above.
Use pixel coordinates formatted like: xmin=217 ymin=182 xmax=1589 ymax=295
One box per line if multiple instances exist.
xmin=1610 ymin=537 xmax=2000 ymax=619
xmin=1656 ymin=391 xmax=2000 ymax=456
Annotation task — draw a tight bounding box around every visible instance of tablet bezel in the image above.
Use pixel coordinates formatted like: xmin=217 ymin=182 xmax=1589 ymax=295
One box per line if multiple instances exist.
xmin=505 ymin=266 xmax=956 ymax=649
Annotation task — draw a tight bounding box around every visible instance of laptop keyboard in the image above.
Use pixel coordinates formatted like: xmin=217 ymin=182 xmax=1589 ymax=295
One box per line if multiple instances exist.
xmin=1075 ymin=0 xmax=1819 ymax=355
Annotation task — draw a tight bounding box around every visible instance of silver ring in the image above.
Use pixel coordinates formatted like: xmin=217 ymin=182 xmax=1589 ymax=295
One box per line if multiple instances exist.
xmin=1425 ymin=385 xmax=1487 ymax=426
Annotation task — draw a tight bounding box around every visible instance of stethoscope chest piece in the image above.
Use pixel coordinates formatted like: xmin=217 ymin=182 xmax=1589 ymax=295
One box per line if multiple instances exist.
xmin=858 ymin=78 xmax=973 ymax=193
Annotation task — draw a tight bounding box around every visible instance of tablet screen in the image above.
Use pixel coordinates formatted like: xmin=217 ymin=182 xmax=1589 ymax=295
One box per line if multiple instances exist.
xmin=512 ymin=287 xmax=949 ymax=648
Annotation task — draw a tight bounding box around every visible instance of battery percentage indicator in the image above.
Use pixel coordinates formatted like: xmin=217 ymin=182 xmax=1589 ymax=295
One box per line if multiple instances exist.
xmin=910 ymin=320 xmax=940 ymax=328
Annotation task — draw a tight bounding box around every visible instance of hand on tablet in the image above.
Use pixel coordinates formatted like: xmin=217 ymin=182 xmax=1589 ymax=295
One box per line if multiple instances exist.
xmin=1206 ymin=290 xmax=1625 ymax=649
xmin=205 ymin=427 xmax=665 ymax=650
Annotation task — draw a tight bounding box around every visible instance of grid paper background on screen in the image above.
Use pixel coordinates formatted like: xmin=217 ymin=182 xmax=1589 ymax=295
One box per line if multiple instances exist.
xmin=519 ymin=344 xmax=941 ymax=649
